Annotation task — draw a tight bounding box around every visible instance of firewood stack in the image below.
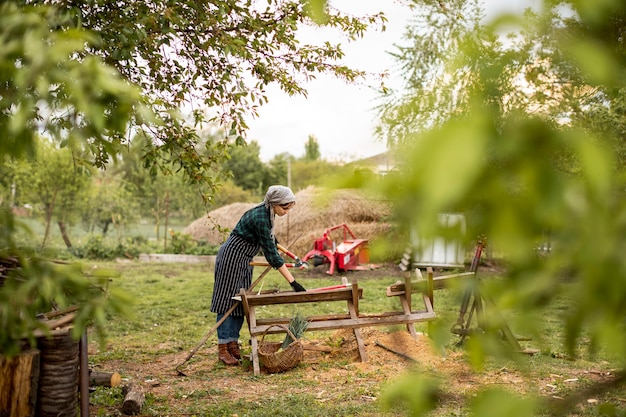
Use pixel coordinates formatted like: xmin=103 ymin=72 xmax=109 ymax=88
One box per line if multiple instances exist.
xmin=0 ymin=255 xmax=20 ymax=288
xmin=1 ymin=258 xmax=128 ymax=416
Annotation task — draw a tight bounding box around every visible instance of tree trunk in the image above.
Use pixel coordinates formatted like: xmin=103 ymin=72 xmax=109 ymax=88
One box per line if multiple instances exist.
xmin=41 ymin=206 xmax=53 ymax=250
xmin=152 ymin=202 xmax=161 ymax=240
xmin=36 ymin=331 xmax=79 ymax=417
xmin=0 ymin=349 xmax=40 ymax=417
xmin=40 ymin=189 xmax=58 ymax=250
xmin=101 ymin=219 xmax=111 ymax=236
xmin=57 ymin=221 xmax=73 ymax=249
xmin=164 ymin=191 xmax=169 ymax=251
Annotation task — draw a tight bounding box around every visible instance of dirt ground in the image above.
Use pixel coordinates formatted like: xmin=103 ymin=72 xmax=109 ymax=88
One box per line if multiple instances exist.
xmin=91 ymin=326 xmax=617 ymax=417
xmin=92 ymin=328 xmax=463 ymax=414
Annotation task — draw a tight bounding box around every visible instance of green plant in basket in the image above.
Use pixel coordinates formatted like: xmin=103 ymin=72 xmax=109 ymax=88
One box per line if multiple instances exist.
xmin=281 ymin=312 xmax=309 ymax=350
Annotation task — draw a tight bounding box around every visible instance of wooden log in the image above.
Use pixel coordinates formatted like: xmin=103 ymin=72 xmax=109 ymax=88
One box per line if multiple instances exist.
xmin=122 ymin=383 xmax=145 ymax=415
xmin=0 ymin=349 xmax=40 ymax=417
xmin=39 ymin=312 xmax=76 ymax=330
xmin=89 ymin=370 xmax=121 ymax=387
xmin=42 ymin=305 xmax=79 ymax=320
xmin=36 ymin=331 xmax=79 ymax=417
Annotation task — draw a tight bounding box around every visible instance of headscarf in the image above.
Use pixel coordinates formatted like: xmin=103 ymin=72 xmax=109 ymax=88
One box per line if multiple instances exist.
xmin=263 ymin=185 xmax=296 ymax=238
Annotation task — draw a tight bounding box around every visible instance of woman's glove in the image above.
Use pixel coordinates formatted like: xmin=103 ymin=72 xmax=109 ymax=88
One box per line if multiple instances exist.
xmin=290 ymin=280 xmax=306 ymax=292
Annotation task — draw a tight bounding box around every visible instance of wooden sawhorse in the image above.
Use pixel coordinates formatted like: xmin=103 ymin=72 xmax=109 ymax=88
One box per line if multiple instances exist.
xmin=240 ymin=278 xmax=439 ymax=375
xmin=386 ymin=267 xmax=475 ymax=335
xmin=240 ymin=283 xmax=365 ymax=376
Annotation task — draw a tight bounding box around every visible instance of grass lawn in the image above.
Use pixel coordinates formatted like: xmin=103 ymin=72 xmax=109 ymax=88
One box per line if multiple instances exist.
xmin=83 ymin=260 xmax=624 ymax=417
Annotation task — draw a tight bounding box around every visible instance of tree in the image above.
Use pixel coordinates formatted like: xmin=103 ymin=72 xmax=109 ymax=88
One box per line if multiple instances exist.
xmin=1 ymin=3 xmax=150 ymax=170
xmin=223 ymin=141 xmax=270 ymax=193
xmin=209 ymin=179 xmax=256 ymax=208
xmin=376 ymin=0 xmax=500 ymax=146
xmin=12 ymin=0 xmax=385 ymax=198
xmin=375 ymin=0 xmax=626 ymax=415
xmin=81 ymin=171 xmax=139 ymax=239
xmin=266 ymin=153 xmax=292 ymax=188
xmin=0 ymin=3 xmax=139 ymax=355
xmin=290 ymin=158 xmax=343 ymax=190
xmin=13 ymin=138 xmax=93 ymax=250
xmin=304 ymin=135 xmax=321 ymax=161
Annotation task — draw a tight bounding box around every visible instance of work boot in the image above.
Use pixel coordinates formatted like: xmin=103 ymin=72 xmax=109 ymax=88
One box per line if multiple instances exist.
xmin=218 ymin=344 xmax=239 ymax=366
xmin=227 ymin=341 xmax=241 ymax=360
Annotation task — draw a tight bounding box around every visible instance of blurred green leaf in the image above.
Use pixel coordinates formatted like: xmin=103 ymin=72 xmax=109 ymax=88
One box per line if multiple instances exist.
xmin=380 ymin=374 xmax=440 ymax=416
xmin=303 ymin=0 xmax=329 ymax=24
xmin=470 ymin=388 xmax=537 ymax=417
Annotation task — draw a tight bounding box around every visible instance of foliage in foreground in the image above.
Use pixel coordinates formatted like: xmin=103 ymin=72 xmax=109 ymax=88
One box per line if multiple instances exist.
xmin=369 ymin=0 xmax=626 ymax=415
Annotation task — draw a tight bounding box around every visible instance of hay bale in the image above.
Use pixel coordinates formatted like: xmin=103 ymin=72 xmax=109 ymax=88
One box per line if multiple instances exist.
xmin=183 ymin=202 xmax=255 ymax=245
xmin=183 ymin=187 xmax=394 ymax=258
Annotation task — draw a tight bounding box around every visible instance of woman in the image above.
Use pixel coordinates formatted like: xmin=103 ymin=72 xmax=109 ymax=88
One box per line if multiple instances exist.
xmin=210 ymin=185 xmax=307 ymax=365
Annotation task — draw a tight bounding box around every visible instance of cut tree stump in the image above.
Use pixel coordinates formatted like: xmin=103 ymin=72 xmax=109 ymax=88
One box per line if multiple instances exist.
xmin=0 ymin=349 xmax=40 ymax=417
xmin=122 ymin=382 xmax=145 ymax=415
xmin=36 ymin=331 xmax=79 ymax=417
xmin=89 ymin=370 xmax=121 ymax=387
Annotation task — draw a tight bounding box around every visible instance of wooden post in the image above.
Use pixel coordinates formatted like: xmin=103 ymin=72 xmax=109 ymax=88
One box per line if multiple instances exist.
xmin=426 ymin=267 xmax=434 ymax=309
xmin=0 ymin=349 xmax=40 ymax=417
xmin=402 ymin=270 xmax=416 ymax=337
xmin=80 ymin=332 xmax=89 ymax=417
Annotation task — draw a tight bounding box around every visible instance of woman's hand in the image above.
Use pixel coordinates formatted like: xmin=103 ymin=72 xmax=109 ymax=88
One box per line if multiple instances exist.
xmin=290 ymin=280 xmax=306 ymax=292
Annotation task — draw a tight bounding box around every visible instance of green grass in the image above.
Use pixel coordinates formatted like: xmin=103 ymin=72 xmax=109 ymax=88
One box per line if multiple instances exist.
xmin=84 ymin=260 xmax=624 ymax=417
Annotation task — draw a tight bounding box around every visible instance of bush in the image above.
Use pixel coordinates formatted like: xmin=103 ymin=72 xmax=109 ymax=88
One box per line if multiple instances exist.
xmin=187 ymin=240 xmax=219 ymax=256
xmin=73 ymin=235 xmax=149 ymax=260
xmin=164 ymin=231 xmax=219 ymax=255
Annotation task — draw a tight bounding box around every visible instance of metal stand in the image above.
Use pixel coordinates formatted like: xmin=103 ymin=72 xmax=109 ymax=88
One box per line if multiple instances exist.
xmin=450 ymin=239 xmax=525 ymax=352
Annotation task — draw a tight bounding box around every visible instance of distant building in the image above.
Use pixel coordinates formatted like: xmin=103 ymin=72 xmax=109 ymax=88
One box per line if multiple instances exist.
xmin=351 ymin=151 xmax=396 ymax=176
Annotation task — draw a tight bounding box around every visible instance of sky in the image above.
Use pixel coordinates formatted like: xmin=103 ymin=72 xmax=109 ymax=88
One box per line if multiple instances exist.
xmin=247 ymin=1 xmax=540 ymax=163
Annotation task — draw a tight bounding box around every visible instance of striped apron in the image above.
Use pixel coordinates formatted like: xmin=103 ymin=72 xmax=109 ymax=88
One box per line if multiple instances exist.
xmin=210 ymin=233 xmax=259 ymax=316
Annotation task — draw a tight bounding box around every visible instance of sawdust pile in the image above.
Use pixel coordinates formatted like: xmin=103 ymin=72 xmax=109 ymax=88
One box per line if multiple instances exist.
xmin=183 ymin=186 xmax=395 ymax=257
xmin=303 ymin=328 xmax=448 ymax=371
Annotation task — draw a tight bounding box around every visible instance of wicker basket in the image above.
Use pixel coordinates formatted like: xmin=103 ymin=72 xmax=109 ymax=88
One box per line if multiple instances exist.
xmin=258 ymin=324 xmax=303 ymax=373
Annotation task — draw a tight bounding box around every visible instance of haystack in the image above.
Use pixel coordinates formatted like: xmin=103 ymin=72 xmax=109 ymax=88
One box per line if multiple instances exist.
xmin=184 ymin=202 xmax=255 ymax=245
xmin=183 ymin=186 xmax=395 ymax=259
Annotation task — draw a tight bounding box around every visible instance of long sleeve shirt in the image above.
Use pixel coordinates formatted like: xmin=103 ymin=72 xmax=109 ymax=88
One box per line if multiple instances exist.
xmin=231 ymin=204 xmax=284 ymax=268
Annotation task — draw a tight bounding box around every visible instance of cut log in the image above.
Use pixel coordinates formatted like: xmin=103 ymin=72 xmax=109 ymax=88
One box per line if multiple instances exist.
xmin=89 ymin=370 xmax=121 ymax=387
xmin=42 ymin=305 xmax=79 ymax=320
xmin=122 ymin=383 xmax=145 ymax=415
xmin=0 ymin=349 xmax=40 ymax=417
xmin=36 ymin=331 xmax=79 ymax=417
xmin=40 ymin=312 xmax=76 ymax=330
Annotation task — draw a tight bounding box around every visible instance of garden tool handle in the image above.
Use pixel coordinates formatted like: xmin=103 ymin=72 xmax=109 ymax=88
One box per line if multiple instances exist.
xmin=276 ymin=243 xmax=297 ymax=259
xmin=276 ymin=243 xmax=309 ymax=269
xmin=250 ymin=261 xmax=299 ymax=268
